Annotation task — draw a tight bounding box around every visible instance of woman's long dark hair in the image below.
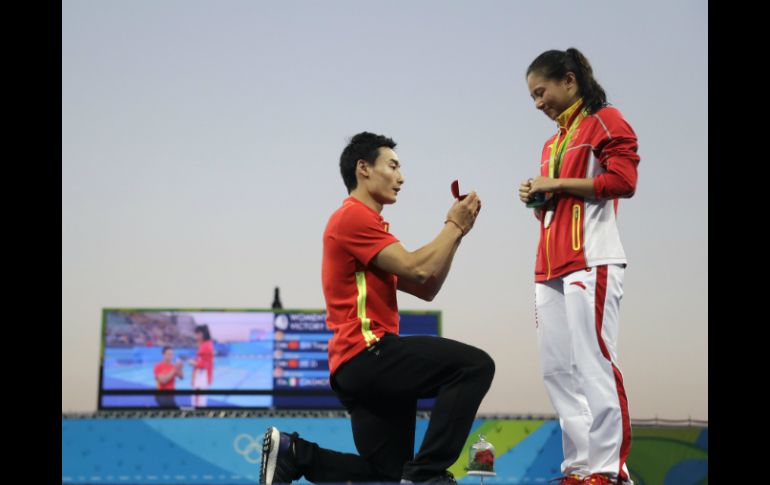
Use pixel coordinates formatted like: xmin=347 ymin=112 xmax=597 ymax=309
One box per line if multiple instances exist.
xmin=527 ymin=47 xmax=608 ymax=114
xmin=194 ymin=324 xmax=211 ymax=341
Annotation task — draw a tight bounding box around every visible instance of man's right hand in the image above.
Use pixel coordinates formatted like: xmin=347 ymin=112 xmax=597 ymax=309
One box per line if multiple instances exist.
xmin=446 ymin=191 xmax=481 ymax=236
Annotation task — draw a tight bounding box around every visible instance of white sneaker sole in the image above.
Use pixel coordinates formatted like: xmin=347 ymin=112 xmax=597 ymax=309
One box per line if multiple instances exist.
xmin=260 ymin=426 xmax=280 ymax=484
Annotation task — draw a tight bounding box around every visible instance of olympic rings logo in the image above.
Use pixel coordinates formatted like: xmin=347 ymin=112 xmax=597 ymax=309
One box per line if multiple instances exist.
xmin=233 ymin=433 xmax=262 ymax=464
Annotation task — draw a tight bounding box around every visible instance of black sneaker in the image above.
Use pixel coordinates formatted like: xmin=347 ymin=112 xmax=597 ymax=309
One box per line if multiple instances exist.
xmin=259 ymin=426 xmax=301 ymax=484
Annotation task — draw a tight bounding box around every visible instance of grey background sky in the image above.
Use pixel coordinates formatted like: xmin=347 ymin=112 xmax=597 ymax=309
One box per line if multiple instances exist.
xmin=62 ymin=0 xmax=708 ymax=419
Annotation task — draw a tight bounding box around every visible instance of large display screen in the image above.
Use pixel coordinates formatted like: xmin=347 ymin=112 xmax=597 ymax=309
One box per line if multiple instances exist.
xmin=99 ymin=309 xmax=441 ymax=409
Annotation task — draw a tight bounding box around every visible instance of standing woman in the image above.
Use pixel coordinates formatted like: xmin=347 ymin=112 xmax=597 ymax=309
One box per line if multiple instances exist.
xmin=188 ymin=324 xmax=214 ymax=407
xmin=519 ymin=48 xmax=639 ymax=485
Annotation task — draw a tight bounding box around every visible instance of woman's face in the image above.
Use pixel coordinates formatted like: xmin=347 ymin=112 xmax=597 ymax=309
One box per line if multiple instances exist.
xmin=527 ymin=71 xmax=579 ymax=121
xmin=194 ymin=331 xmax=203 ymax=343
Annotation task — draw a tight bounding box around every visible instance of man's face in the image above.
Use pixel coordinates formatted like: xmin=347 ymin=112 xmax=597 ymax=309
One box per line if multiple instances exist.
xmin=163 ymin=348 xmax=173 ymax=362
xmin=362 ymin=147 xmax=404 ymax=205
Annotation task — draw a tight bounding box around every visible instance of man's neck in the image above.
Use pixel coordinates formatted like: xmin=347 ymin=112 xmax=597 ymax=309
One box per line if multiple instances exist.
xmin=349 ymin=188 xmax=383 ymax=214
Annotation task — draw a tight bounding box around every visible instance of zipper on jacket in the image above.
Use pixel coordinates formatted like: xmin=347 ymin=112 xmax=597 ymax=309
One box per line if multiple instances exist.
xmin=546 ymin=227 xmax=552 ymax=279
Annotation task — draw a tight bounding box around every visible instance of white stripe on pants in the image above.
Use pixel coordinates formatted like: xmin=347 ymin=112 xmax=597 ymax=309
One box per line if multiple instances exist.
xmin=192 ymin=369 xmax=209 ymax=407
xmin=535 ymin=264 xmax=632 ymax=482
